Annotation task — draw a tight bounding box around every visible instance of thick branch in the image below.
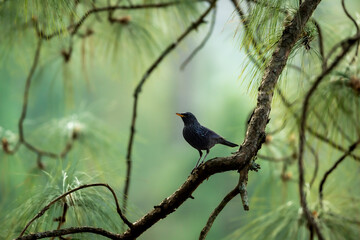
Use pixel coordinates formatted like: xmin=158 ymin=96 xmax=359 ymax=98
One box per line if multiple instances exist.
xmin=19 ymin=183 xmax=132 ymax=238
xmin=298 ymin=32 xmax=360 ymax=240
xmin=123 ymin=0 xmax=216 ymax=215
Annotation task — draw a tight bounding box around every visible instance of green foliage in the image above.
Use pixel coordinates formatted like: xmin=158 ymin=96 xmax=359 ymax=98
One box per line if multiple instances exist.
xmin=1 ymin=0 xmax=360 ymax=239
xmin=1 ymin=169 xmax=124 ymax=239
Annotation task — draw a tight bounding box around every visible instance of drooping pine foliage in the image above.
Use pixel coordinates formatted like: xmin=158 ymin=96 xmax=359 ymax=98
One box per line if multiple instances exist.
xmin=0 ymin=0 xmax=359 ymax=239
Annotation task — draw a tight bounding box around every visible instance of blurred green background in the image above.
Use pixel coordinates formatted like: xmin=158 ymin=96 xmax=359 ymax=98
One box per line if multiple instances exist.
xmin=1 ymin=0 xmax=360 ymax=239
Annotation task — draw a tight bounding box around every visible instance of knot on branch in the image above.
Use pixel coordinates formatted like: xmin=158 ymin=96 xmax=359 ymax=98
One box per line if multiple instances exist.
xmin=109 ymin=16 xmax=131 ymax=25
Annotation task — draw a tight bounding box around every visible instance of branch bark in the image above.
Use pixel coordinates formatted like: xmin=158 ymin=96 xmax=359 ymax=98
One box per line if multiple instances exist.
xmin=16 ymin=226 xmax=120 ymax=240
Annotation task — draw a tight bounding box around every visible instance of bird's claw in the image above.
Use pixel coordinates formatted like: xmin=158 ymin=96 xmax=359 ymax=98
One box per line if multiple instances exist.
xmin=249 ymin=161 xmax=261 ymax=172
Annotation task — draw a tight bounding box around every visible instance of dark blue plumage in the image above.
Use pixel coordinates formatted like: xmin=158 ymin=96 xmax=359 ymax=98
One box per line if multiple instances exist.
xmin=176 ymin=112 xmax=238 ymax=170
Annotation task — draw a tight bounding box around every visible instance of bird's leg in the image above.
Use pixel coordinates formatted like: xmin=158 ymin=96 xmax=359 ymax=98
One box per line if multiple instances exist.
xmin=199 ymin=149 xmax=209 ymax=165
xmin=194 ymin=150 xmax=203 ymax=169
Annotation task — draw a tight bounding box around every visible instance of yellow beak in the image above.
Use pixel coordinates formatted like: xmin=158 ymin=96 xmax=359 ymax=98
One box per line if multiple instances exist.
xmin=176 ymin=113 xmax=184 ymax=117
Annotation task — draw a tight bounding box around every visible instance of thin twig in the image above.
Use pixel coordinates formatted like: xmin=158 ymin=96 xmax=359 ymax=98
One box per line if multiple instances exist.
xmin=2 ymin=32 xmax=78 ymax=163
xmin=258 ymin=153 xmax=293 ymax=162
xmin=306 ymin=141 xmax=319 ymax=188
xmin=16 ymin=226 xmax=120 ymax=240
xmin=18 ymin=38 xmax=43 ymax=143
xmin=341 ymin=0 xmax=359 ymax=58
xmin=123 ymin=0 xmax=216 ymax=215
xmin=307 ymin=125 xmax=360 ymax=161
xmin=298 ymin=32 xmax=360 ymax=240
xmin=313 ymin=20 xmax=326 ymax=70
xmin=50 ymin=202 xmax=68 ymax=240
xmin=38 ymin=1 xmax=203 ymax=40
xmin=180 ymin=5 xmax=217 ymax=70
xmin=276 ymin=88 xmax=360 ymax=161
xmin=199 ymin=184 xmax=240 ymax=240
xmin=230 ymin=0 xmax=264 ymax=67
xmin=327 ymin=109 xmax=353 ymax=143
xmin=19 ymin=183 xmax=133 ymax=237
xmin=318 ymin=140 xmax=359 ymax=207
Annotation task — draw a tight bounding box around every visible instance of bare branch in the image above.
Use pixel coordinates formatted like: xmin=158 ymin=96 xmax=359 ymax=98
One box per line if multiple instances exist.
xmin=19 ymin=183 xmax=132 ymax=238
xmin=313 ymin=20 xmax=326 ymax=70
xmin=199 ymin=184 xmax=239 ymax=240
xmin=276 ymin=88 xmax=360 ymax=161
xmin=258 ymin=153 xmax=294 ymax=162
xmin=180 ymin=6 xmax=217 ymax=70
xmin=2 ymin=33 xmax=78 ymax=164
xmin=298 ymin=32 xmax=360 ymax=240
xmin=230 ymin=0 xmax=264 ymax=67
xmin=18 ymin=38 xmax=43 ymax=143
xmin=341 ymin=0 xmax=359 ymax=58
xmin=16 ymin=226 xmax=120 ymax=240
xmin=306 ymin=141 xmax=319 ymax=188
xmin=38 ymin=1 xmax=204 ymax=40
xmin=123 ymin=0 xmax=216 ymax=215
xmin=319 ymin=140 xmax=359 ymax=207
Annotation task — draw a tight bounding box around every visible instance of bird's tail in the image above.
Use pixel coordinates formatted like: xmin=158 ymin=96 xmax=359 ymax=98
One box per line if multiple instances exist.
xmin=219 ymin=138 xmax=238 ymax=147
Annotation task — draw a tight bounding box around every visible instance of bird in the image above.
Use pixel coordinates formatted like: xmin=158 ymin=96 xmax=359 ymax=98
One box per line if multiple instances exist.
xmin=176 ymin=112 xmax=238 ymax=170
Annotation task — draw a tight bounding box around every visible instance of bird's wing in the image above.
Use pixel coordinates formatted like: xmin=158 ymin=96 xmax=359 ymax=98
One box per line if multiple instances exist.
xmin=197 ymin=126 xmax=222 ymax=139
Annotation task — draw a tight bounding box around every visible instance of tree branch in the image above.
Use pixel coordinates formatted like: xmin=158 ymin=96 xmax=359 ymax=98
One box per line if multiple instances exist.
xmin=318 ymin=140 xmax=359 ymax=207
xmin=2 ymin=33 xmax=79 ymax=164
xmin=19 ymin=183 xmax=132 ymax=238
xmin=16 ymin=226 xmax=120 ymax=240
xmin=180 ymin=5 xmax=217 ymax=70
xmin=341 ymin=0 xmax=359 ymax=58
xmin=199 ymin=181 xmax=240 ymax=240
xmin=276 ymin=88 xmax=360 ymax=161
xmin=313 ymin=20 xmax=326 ymax=70
xmin=306 ymin=141 xmax=319 ymax=188
xmin=18 ymin=39 xmax=43 ymax=143
xmin=298 ymin=32 xmax=360 ymax=240
xmin=123 ymin=0 xmax=216 ymax=216
xmin=37 ymin=1 xmax=204 ymax=40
